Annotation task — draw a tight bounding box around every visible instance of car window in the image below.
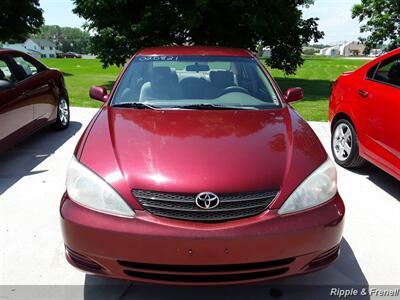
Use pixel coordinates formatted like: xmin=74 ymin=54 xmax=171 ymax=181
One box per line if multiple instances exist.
xmin=0 ymin=58 xmax=16 ymax=83
xmin=112 ymin=55 xmax=281 ymax=109
xmin=372 ymin=55 xmax=400 ymax=87
xmin=13 ymin=56 xmax=39 ymax=78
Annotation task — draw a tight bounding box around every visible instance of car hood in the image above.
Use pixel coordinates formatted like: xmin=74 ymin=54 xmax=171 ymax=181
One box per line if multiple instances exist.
xmin=79 ymin=107 xmax=327 ymax=210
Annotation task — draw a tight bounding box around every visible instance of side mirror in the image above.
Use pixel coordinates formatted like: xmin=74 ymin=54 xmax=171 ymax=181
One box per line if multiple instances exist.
xmin=284 ymin=87 xmax=304 ymax=103
xmin=89 ymin=86 xmax=108 ymax=102
xmin=0 ymin=80 xmax=15 ymax=92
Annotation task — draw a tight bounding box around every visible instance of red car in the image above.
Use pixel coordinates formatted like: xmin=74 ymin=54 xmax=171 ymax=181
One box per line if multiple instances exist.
xmin=329 ymin=48 xmax=400 ymax=180
xmin=0 ymin=49 xmax=70 ymax=153
xmin=64 ymin=52 xmax=82 ymax=59
xmin=61 ymin=46 xmax=344 ymax=285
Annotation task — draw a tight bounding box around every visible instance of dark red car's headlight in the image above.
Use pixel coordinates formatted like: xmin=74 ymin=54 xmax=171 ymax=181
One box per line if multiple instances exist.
xmin=278 ymin=159 xmax=338 ymax=215
xmin=66 ymin=156 xmax=135 ymax=218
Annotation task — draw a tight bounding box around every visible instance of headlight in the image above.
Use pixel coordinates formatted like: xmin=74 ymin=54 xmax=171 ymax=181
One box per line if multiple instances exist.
xmin=66 ymin=156 xmax=135 ymax=218
xmin=278 ymin=159 xmax=337 ymax=215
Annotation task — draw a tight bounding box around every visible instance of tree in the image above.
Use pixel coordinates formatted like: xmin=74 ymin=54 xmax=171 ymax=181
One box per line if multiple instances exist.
xmin=73 ymin=0 xmax=323 ymax=74
xmin=352 ymin=0 xmax=400 ymax=51
xmin=32 ymin=25 xmax=91 ymax=54
xmin=0 ymin=0 xmax=43 ymax=42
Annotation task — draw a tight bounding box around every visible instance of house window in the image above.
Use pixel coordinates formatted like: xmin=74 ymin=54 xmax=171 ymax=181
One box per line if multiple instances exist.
xmin=49 ymin=54 xmax=55 ymax=58
xmin=49 ymin=47 xmax=53 ymax=50
xmin=41 ymin=54 xmax=46 ymax=58
xmin=41 ymin=46 xmax=45 ymax=50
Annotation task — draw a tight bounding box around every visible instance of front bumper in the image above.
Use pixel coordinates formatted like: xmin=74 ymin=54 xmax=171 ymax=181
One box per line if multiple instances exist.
xmin=60 ymin=193 xmax=345 ymax=285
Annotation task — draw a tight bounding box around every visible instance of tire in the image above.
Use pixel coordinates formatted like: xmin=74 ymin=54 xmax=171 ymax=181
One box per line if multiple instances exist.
xmin=331 ymin=119 xmax=366 ymax=168
xmin=51 ymin=96 xmax=70 ymax=130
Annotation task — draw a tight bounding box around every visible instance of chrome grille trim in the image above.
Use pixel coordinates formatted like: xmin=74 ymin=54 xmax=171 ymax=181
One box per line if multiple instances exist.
xmin=132 ymin=190 xmax=278 ymax=222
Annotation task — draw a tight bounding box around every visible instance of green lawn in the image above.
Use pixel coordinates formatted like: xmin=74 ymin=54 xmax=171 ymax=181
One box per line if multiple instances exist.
xmin=268 ymin=56 xmax=370 ymax=121
xmin=41 ymin=59 xmax=122 ymax=108
xmin=41 ymin=56 xmax=370 ymax=120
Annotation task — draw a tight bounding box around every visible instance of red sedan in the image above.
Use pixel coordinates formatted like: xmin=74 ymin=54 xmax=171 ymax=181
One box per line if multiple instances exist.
xmin=61 ymin=46 xmax=344 ymax=285
xmin=64 ymin=52 xmax=82 ymax=59
xmin=329 ymin=48 xmax=400 ymax=180
xmin=0 ymin=49 xmax=70 ymax=153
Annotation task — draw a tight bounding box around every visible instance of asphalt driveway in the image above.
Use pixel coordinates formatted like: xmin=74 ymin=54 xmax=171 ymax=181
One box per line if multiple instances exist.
xmin=0 ymin=107 xmax=399 ymax=299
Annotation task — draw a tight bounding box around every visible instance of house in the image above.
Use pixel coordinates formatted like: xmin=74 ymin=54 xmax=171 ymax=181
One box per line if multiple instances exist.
xmin=261 ymin=47 xmax=271 ymax=58
xmin=320 ymin=46 xmax=340 ymax=57
xmin=2 ymin=38 xmax=57 ymax=59
xmin=24 ymin=39 xmax=57 ymax=58
xmin=340 ymin=41 xmax=366 ymax=56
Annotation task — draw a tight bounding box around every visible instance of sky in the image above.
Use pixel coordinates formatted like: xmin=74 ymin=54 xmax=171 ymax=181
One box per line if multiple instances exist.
xmin=39 ymin=0 xmax=365 ymax=45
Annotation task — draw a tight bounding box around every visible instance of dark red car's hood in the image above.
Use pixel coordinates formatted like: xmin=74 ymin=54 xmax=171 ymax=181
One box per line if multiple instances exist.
xmin=79 ymin=107 xmax=327 ymax=210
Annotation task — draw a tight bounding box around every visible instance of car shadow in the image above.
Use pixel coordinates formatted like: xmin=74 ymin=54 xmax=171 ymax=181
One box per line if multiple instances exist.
xmin=345 ymin=162 xmax=400 ymax=201
xmin=83 ymin=239 xmax=369 ymax=300
xmin=0 ymin=121 xmax=82 ymax=195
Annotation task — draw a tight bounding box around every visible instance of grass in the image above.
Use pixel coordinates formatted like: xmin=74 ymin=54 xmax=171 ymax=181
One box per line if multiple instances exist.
xmin=40 ymin=56 xmax=371 ymax=120
xmin=41 ymin=59 xmax=122 ymax=108
xmin=268 ymin=56 xmax=370 ymax=121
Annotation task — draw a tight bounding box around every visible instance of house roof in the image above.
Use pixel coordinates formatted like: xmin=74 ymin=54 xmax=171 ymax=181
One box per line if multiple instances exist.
xmin=29 ymin=38 xmax=56 ymax=48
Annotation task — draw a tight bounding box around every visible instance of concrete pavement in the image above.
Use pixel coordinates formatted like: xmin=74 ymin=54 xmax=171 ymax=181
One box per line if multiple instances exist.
xmin=0 ymin=107 xmax=399 ymax=299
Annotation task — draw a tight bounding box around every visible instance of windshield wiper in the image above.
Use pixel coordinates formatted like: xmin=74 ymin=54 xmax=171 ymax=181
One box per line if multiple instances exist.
xmin=111 ymin=102 xmax=159 ymax=109
xmin=175 ymin=103 xmax=258 ymax=110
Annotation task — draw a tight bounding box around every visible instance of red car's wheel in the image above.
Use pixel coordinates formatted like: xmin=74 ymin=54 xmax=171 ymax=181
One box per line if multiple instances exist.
xmin=331 ymin=119 xmax=365 ymax=168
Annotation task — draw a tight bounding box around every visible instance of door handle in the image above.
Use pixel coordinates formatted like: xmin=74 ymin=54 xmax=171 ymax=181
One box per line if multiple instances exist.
xmin=358 ymin=89 xmax=369 ymax=98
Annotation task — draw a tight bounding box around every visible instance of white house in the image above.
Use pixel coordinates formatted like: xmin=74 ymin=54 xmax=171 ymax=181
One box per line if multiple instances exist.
xmin=24 ymin=39 xmax=57 ymax=58
xmin=261 ymin=47 xmax=271 ymax=58
xmin=320 ymin=46 xmax=340 ymax=57
xmin=2 ymin=38 xmax=57 ymax=59
xmin=340 ymin=41 xmax=366 ymax=56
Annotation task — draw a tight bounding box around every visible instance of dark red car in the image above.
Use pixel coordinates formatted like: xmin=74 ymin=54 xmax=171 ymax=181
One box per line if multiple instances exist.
xmin=64 ymin=52 xmax=82 ymax=59
xmin=329 ymin=48 xmax=400 ymax=180
xmin=0 ymin=49 xmax=70 ymax=153
xmin=61 ymin=46 xmax=344 ymax=285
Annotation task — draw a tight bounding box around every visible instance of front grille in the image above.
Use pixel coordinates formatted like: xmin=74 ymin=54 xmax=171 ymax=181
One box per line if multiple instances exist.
xmin=132 ymin=190 xmax=278 ymax=222
xmin=117 ymin=257 xmax=294 ymax=283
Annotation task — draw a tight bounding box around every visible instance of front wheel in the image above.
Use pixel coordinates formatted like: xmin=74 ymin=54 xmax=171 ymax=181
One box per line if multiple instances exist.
xmin=331 ymin=119 xmax=365 ymax=168
xmin=51 ymin=97 xmax=70 ymax=130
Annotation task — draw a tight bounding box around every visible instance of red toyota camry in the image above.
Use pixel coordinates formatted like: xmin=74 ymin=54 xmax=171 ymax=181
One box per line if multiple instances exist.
xmin=329 ymin=48 xmax=400 ymax=180
xmin=60 ymin=46 xmax=344 ymax=285
xmin=0 ymin=49 xmax=70 ymax=153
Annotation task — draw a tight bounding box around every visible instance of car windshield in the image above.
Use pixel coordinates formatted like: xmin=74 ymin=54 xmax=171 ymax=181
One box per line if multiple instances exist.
xmin=112 ymin=55 xmax=281 ymax=109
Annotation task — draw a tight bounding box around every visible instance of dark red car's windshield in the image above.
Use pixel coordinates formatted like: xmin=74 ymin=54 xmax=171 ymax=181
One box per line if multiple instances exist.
xmin=112 ymin=56 xmax=281 ymax=109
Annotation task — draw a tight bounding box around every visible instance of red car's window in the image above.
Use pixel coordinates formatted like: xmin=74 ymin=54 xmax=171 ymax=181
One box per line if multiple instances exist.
xmin=13 ymin=56 xmax=39 ymax=78
xmin=371 ymin=55 xmax=400 ymax=87
xmin=0 ymin=58 xmax=15 ymax=83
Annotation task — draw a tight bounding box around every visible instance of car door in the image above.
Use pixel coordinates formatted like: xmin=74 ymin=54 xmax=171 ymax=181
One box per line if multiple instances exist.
xmin=359 ymin=55 xmax=400 ymax=174
xmin=0 ymin=55 xmax=34 ymax=150
xmin=10 ymin=54 xmax=58 ymax=125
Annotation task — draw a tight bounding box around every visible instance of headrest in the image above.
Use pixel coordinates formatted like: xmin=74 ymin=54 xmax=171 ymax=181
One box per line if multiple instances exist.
xmin=151 ymin=66 xmax=176 ymax=86
xmin=388 ymin=62 xmax=400 ymax=80
xmin=186 ymin=64 xmax=210 ymax=72
xmin=209 ymin=71 xmax=234 ymax=88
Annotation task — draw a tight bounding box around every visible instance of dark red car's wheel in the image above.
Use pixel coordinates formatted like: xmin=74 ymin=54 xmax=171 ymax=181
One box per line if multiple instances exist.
xmin=51 ymin=97 xmax=70 ymax=130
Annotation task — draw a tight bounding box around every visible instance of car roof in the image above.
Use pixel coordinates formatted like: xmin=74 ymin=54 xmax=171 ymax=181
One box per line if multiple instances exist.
xmin=136 ymin=46 xmax=253 ymax=57
xmin=0 ymin=49 xmax=26 ymax=56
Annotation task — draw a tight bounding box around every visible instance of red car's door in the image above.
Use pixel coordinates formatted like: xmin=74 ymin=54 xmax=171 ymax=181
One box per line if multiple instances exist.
xmin=0 ymin=55 xmax=34 ymax=150
xmin=359 ymin=55 xmax=400 ymax=175
xmin=10 ymin=54 xmax=58 ymax=125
